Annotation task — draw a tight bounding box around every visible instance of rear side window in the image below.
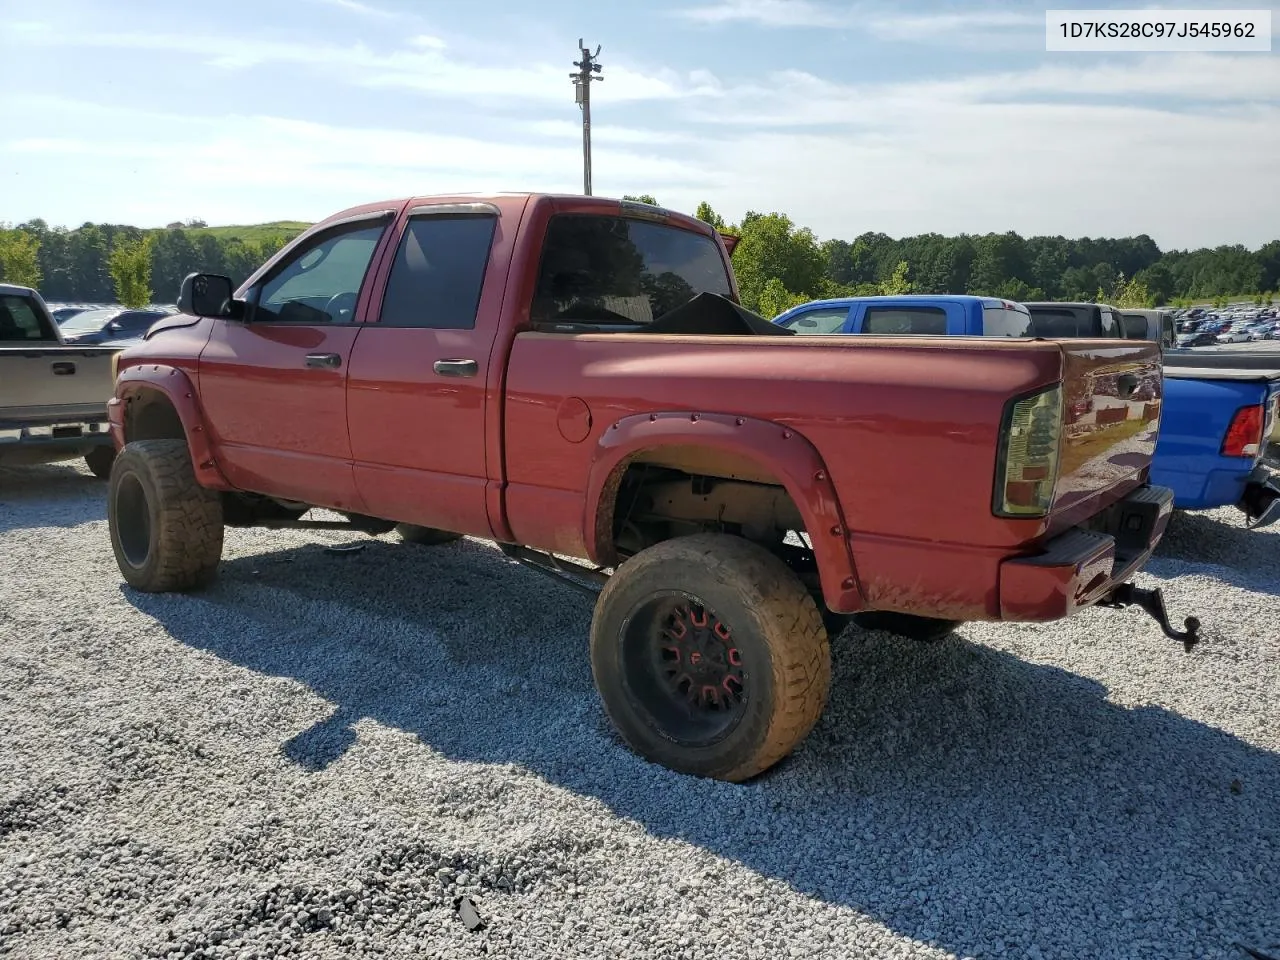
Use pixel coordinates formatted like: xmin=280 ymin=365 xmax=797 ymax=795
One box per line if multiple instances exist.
xmin=863 ymin=306 xmax=947 ymax=335
xmin=379 ymin=215 xmax=497 ymax=329
xmin=1029 ymin=306 xmax=1092 ymax=337
xmin=982 ymin=305 xmax=1032 ymax=337
xmin=780 ymin=307 xmax=849 ymax=334
xmin=1120 ymin=313 xmax=1148 ymax=339
xmin=0 ymin=295 xmax=55 ymax=341
xmin=532 ymin=215 xmax=731 ymax=328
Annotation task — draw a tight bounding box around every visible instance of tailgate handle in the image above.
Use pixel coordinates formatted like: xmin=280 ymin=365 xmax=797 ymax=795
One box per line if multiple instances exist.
xmin=1117 ymin=373 xmax=1138 ymax=398
xmin=51 ymin=361 xmax=76 ymax=376
xmin=304 ymin=353 xmax=342 ymax=369
xmin=433 ymin=359 xmax=478 ymax=378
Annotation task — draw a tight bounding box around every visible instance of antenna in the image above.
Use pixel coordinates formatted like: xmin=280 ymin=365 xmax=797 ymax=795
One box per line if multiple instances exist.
xmin=569 ymin=39 xmax=604 ymax=195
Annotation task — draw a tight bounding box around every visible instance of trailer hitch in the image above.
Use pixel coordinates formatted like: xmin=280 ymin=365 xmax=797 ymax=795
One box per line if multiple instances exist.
xmin=1097 ymin=583 xmax=1202 ymax=652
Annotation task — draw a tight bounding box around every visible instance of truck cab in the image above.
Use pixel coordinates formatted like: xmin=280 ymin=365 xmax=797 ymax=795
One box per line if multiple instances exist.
xmin=773 ymin=294 xmax=1033 ymax=337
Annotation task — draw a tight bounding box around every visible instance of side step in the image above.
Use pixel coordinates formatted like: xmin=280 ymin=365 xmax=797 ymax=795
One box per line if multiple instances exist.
xmin=498 ymin=544 xmax=610 ymax=596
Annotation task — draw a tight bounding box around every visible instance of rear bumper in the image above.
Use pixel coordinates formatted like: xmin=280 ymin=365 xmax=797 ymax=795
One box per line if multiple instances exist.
xmin=0 ymin=417 xmax=114 ymax=464
xmin=999 ymin=484 xmax=1174 ymax=621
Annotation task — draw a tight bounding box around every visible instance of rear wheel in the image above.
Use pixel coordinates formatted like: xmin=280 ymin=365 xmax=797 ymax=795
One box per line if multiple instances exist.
xmin=851 ymin=611 xmax=961 ymax=643
xmin=395 ymin=523 xmax=463 ymax=546
xmin=590 ymin=533 xmax=831 ymax=782
xmin=107 ymin=439 xmax=224 ymax=592
xmin=84 ymin=445 xmax=116 ymax=479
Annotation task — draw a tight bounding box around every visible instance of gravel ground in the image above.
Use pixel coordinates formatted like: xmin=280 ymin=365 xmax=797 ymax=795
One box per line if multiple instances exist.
xmin=1 ymin=461 xmax=1277 ymax=960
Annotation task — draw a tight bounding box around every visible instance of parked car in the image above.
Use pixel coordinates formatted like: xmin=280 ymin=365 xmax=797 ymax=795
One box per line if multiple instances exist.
xmin=0 ymin=283 xmax=123 ymax=477
xmin=1153 ymin=348 xmax=1280 ymax=528
xmin=103 ymin=193 xmax=1194 ymax=782
xmin=58 ymin=306 xmax=173 ymax=345
xmin=1217 ymin=327 xmax=1251 ymax=343
xmin=50 ymin=305 xmax=92 ymax=324
xmin=771 ymin=294 xmax=1033 ymax=337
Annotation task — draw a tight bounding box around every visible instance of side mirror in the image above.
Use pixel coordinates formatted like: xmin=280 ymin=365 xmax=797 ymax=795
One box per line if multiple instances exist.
xmin=106 ymin=321 xmax=123 ymax=333
xmin=178 ymin=272 xmax=241 ymax=319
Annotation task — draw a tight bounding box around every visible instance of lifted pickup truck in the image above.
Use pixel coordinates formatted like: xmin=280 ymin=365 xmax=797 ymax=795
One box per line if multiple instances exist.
xmin=1 ymin=283 xmax=119 ymax=477
xmin=106 ymin=194 xmax=1192 ymax=782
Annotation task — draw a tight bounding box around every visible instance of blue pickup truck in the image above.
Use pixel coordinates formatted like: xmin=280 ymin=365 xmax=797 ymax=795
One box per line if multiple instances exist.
xmin=773 ymin=295 xmax=1280 ymax=529
xmin=1154 ymin=349 xmax=1280 ymax=528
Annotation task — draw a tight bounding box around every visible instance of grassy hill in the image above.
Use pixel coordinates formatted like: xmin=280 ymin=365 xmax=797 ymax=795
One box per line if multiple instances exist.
xmin=181 ymin=221 xmax=312 ymax=241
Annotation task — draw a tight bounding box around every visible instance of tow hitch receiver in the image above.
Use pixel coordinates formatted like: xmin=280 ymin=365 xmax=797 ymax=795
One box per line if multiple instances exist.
xmin=1097 ymin=583 xmax=1202 ymax=652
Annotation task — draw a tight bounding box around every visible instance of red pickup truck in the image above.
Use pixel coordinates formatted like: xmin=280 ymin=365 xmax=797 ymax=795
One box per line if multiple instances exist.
xmin=105 ymin=194 xmax=1195 ymax=782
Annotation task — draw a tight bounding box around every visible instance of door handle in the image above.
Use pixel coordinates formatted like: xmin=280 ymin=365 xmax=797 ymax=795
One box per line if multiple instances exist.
xmin=51 ymin=361 xmax=76 ymax=376
xmin=304 ymin=353 xmax=342 ymax=369
xmin=433 ymin=358 xmax=478 ymax=378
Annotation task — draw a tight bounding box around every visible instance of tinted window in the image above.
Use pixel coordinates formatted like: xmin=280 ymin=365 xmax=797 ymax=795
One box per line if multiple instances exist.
xmin=532 ymin=215 xmax=731 ymax=328
xmin=781 ymin=307 xmax=849 ymax=334
xmin=1120 ymin=313 xmax=1148 ymax=339
xmin=863 ymin=306 xmax=947 ymax=335
xmin=982 ymin=305 xmax=1033 ymax=337
xmin=1029 ymin=306 xmax=1093 ymax=337
xmin=379 ymin=215 xmax=497 ymax=329
xmin=0 ymin=295 xmax=55 ymax=342
xmin=118 ymin=310 xmax=163 ymax=331
xmin=258 ymin=222 xmax=387 ymax=324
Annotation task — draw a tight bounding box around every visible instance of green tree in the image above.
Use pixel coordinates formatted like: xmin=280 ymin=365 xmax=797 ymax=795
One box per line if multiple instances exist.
xmin=756 ymin=277 xmax=809 ymax=318
xmin=109 ymin=235 xmax=155 ymax=307
xmin=1110 ymin=273 xmax=1154 ymax=308
xmin=730 ymin=213 xmax=825 ymax=314
xmin=0 ymin=227 xmax=43 ymax=287
xmin=693 ymin=202 xmax=726 ymax=230
xmin=878 ymin=260 xmax=912 ymax=295
xmin=622 ymin=194 xmax=659 ymax=206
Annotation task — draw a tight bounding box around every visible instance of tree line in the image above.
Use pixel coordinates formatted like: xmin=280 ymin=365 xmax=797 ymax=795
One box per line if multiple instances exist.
xmin=2 ymin=202 xmax=1278 ymax=315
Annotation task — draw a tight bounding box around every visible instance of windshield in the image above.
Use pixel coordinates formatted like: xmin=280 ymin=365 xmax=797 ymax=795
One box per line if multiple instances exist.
xmin=531 ymin=214 xmax=732 ymax=327
xmin=59 ymin=308 xmax=118 ymax=333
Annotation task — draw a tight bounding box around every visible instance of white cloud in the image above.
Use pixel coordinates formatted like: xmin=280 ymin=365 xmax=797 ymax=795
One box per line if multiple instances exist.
xmin=674 ymin=0 xmax=850 ymax=27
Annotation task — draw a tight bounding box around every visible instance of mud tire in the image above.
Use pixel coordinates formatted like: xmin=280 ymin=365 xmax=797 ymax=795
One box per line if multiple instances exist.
xmin=84 ymin=444 xmax=117 ymax=479
xmin=107 ymin=439 xmax=224 ymax=592
xmin=590 ymin=533 xmax=831 ymax=782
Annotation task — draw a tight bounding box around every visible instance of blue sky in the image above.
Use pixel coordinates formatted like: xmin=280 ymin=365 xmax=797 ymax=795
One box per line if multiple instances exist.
xmin=2 ymin=0 xmax=1278 ymax=249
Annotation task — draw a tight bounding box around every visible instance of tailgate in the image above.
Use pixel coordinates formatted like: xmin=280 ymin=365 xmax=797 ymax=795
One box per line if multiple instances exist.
xmin=0 ymin=348 xmax=121 ymax=420
xmin=1051 ymin=340 xmax=1163 ymax=525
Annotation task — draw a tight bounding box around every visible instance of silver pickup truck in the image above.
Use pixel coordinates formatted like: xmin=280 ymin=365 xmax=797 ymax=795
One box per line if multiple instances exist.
xmin=1 ymin=283 xmax=121 ymax=477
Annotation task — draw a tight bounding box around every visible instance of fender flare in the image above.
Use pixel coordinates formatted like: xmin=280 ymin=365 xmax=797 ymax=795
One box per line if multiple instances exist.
xmin=583 ymin=411 xmax=863 ymax=612
xmin=110 ymin=364 xmax=231 ymax=490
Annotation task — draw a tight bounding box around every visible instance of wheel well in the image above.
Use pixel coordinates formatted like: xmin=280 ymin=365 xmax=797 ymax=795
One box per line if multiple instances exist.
xmin=605 ymin=446 xmax=819 ymax=592
xmin=124 ymin=391 xmax=185 ymax=443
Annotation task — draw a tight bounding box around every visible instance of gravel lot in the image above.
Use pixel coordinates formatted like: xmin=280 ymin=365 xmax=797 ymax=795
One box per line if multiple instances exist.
xmin=1 ymin=462 xmax=1277 ymax=960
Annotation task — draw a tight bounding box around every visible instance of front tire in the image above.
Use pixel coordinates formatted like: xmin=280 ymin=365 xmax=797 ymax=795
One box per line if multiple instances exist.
xmin=85 ymin=444 xmax=116 ymax=479
xmin=107 ymin=439 xmax=224 ymax=592
xmin=590 ymin=533 xmax=831 ymax=782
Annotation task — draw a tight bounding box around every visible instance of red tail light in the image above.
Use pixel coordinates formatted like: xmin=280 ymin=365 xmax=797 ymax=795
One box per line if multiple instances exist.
xmin=1221 ymin=404 xmax=1264 ymax=458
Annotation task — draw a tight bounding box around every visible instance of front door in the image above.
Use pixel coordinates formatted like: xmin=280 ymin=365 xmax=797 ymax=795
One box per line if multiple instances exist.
xmin=197 ymin=212 xmax=395 ymax=510
xmin=346 ymin=201 xmax=509 ymax=537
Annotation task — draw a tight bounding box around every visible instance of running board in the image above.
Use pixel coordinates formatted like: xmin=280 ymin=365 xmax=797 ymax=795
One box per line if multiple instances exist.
xmin=498 ymin=544 xmax=610 ymax=596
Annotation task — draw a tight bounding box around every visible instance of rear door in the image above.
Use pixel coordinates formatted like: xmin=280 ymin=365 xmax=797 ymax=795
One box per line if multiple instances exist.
xmin=345 ymin=200 xmax=513 ymax=538
xmin=196 ymin=209 xmax=397 ymax=511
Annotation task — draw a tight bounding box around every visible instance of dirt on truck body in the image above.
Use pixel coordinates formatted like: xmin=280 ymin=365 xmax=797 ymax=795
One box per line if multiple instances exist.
xmin=104 ymin=193 xmax=1196 ymax=781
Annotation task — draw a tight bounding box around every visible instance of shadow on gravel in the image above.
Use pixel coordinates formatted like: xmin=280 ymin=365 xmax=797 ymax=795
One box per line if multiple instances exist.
xmin=0 ymin=463 xmax=106 ymax=533
xmin=128 ymin=536 xmax=1280 ymax=960
xmin=1154 ymin=509 xmax=1280 ymax=597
